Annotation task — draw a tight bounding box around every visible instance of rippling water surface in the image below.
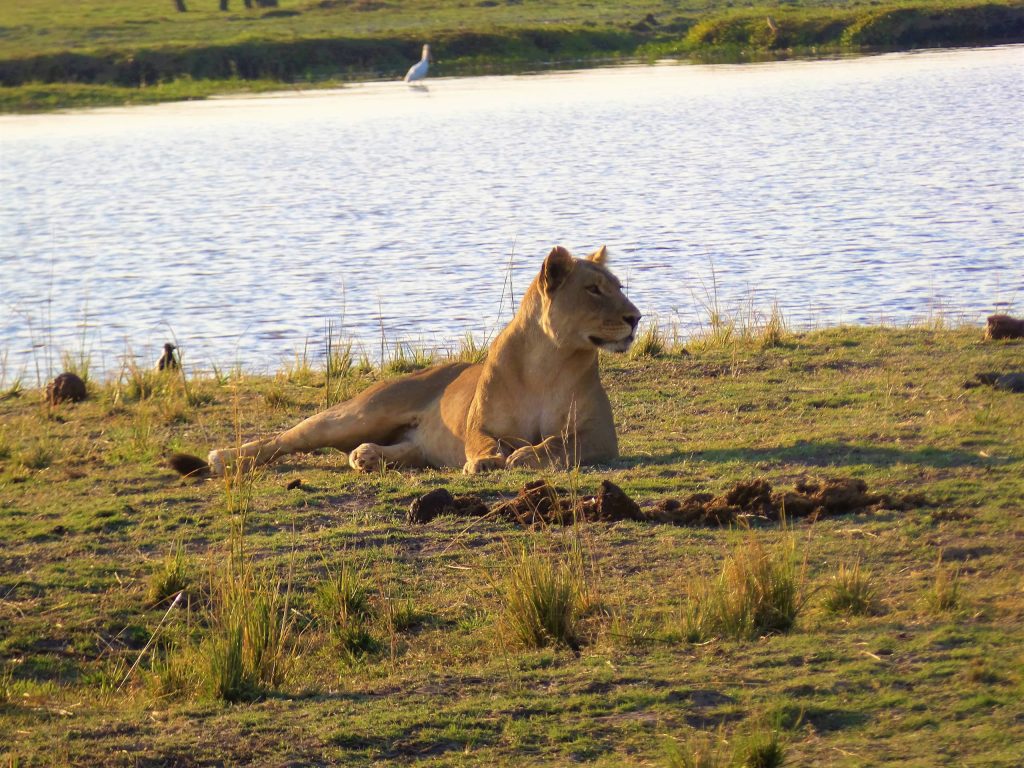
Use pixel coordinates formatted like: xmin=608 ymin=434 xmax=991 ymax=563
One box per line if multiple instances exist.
xmin=1 ymin=46 xmax=1022 ymax=378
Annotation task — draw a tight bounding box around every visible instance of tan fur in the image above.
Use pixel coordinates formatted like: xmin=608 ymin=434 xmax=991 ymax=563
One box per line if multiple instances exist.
xmin=203 ymin=246 xmax=641 ymax=476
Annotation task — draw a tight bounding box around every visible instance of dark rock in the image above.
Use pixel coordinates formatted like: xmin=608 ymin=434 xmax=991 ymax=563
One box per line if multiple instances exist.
xmin=994 ymin=373 xmax=1024 ymax=393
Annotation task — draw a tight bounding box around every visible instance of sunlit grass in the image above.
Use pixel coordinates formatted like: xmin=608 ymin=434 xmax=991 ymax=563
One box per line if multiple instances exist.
xmin=0 ymin=325 xmax=1022 ymax=764
xmin=146 ymin=539 xmax=192 ymax=608
xmin=684 ymin=533 xmax=806 ymax=641
xmin=823 ymin=559 xmax=879 ymax=616
xmin=499 ymin=545 xmax=585 ymax=652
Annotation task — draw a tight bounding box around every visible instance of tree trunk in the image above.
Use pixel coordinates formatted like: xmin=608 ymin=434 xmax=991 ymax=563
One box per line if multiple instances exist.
xmin=220 ymin=0 xmax=228 ymax=9
xmin=174 ymin=0 xmax=187 ymax=11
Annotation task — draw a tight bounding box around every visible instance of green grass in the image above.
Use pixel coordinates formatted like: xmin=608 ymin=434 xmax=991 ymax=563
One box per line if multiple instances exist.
xmin=1 ymin=0 xmax=1021 ymax=110
xmin=145 ymin=539 xmax=192 ymax=607
xmin=1 ymin=326 xmax=1023 ymax=764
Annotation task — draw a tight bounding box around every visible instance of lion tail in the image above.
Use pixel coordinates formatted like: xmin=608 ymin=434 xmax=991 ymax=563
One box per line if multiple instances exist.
xmin=168 ymin=452 xmax=211 ymax=479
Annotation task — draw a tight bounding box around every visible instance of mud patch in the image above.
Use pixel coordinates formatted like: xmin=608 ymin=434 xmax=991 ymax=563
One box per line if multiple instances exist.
xmin=409 ymin=476 xmax=924 ymax=527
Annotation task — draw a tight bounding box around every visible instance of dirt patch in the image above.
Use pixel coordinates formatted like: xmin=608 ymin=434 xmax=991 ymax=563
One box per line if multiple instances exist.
xmin=409 ymin=476 xmax=924 ymax=528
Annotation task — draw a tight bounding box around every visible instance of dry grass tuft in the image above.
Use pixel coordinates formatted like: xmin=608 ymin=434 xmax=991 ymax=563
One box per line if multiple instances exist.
xmin=146 ymin=540 xmax=192 ymax=608
xmin=685 ymin=533 xmax=806 ymax=641
xmin=499 ymin=546 xmax=584 ymax=652
xmin=823 ymin=559 xmax=879 ymax=616
xmin=927 ymin=554 xmax=962 ymax=613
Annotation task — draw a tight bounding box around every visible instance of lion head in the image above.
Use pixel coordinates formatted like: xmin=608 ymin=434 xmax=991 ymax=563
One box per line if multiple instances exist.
xmin=537 ymin=245 xmax=642 ymax=353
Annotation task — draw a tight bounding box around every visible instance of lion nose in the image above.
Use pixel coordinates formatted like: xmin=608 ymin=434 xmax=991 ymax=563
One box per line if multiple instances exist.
xmin=624 ymin=312 xmax=641 ymax=332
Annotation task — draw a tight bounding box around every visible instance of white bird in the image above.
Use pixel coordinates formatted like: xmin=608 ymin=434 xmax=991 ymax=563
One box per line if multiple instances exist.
xmin=404 ymin=44 xmax=430 ymax=83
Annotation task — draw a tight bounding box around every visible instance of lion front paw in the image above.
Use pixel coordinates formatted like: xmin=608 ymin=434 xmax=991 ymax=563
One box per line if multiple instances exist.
xmin=506 ymin=446 xmax=543 ymax=470
xmin=349 ymin=443 xmax=385 ymax=473
xmin=463 ymin=455 xmax=506 ymax=474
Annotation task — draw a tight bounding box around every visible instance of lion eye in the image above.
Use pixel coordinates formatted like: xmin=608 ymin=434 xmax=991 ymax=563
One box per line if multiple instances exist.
xmin=586 ymin=285 xmax=602 ymax=296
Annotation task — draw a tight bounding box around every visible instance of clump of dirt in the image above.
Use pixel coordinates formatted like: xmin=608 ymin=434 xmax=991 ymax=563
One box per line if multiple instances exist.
xmin=407 ymin=488 xmax=488 ymax=524
xmin=408 ymin=476 xmax=925 ymax=528
xmin=487 ymin=479 xmax=645 ymax=525
xmin=491 ymin=479 xmax=567 ymax=525
xmin=45 ymin=372 xmax=87 ymax=405
xmin=651 ymin=476 xmax=900 ymax=526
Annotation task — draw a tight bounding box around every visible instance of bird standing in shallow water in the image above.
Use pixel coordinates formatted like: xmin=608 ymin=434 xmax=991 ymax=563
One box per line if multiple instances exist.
xmin=404 ymin=44 xmax=430 ymax=83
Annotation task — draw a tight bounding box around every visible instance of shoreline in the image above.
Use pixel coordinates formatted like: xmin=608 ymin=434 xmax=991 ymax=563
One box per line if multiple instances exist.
xmin=0 ymin=317 xmax=1008 ymax=397
xmin=2 ymin=0 xmax=1022 ymax=113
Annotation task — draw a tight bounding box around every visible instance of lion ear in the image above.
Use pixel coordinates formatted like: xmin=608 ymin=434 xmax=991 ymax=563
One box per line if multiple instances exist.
xmin=542 ymin=246 xmax=574 ymax=293
xmin=587 ymin=245 xmax=609 ymax=265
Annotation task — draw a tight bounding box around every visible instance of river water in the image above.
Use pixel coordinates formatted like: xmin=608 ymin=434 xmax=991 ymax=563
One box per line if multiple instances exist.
xmin=1 ymin=45 xmax=1022 ymax=380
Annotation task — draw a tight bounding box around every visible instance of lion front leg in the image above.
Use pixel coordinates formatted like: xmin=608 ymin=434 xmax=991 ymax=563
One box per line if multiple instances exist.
xmin=506 ymin=425 xmax=617 ymax=471
xmin=462 ymin=430 xmax=507 ymax=474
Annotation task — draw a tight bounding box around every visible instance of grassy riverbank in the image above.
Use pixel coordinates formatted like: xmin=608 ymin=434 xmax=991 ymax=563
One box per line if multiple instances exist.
xmin=1 ymin=0 xmax=1022 ymax=111
xmin=1 ymin=324 xmax=1023 ymax=765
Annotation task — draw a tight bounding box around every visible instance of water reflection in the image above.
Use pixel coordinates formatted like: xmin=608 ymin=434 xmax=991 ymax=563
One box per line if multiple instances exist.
xmin=1 ymin=46 xmax=1022 ymax=378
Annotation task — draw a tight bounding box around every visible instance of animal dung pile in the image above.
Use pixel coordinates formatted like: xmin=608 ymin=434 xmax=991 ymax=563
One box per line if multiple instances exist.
xmin=985 ymin=314 xmax=1024 ymax=340
xmin=45 ymin=372 xmax=87 ymax=405
xmin=648 ymin=477 xmax=911 ymax=526
xmin=407 ymin=479 xmax=643 ymax=526
xmin=407 ymin=488 xmax=489 ymax=524
xmin=408 ymin=476 xmax=923 ymax=528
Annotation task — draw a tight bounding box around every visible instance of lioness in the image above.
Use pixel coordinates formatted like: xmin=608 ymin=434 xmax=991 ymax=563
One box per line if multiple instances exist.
xmin=173 ymin=245 xmax=640 ymax=477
